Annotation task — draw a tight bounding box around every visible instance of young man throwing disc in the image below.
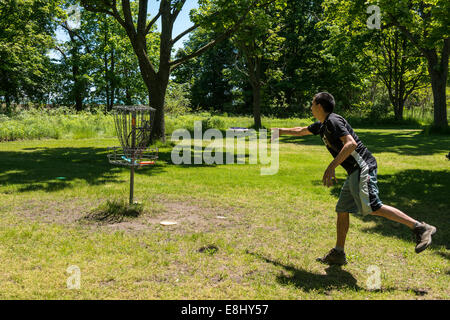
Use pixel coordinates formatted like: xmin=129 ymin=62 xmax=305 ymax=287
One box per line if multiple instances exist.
xmin=272 ymin=92 xmax=437 ymax=266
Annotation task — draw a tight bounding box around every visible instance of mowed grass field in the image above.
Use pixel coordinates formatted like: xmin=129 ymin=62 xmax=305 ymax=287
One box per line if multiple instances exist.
xmin=0 ymin=127 xmax=449 ymax=299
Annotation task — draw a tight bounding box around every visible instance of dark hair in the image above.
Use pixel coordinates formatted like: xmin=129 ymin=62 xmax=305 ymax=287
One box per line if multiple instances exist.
xmin=314 ymin=92 xmax=335 ymax=113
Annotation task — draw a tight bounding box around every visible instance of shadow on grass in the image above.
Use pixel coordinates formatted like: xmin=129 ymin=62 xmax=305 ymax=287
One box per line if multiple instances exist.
xmin=246 ymin=251 xmax=361 ymax=293
xmin=0 ymin=147 xmax=165 ymax=193
xmin=0 ymin=145 xmax=249 ymax=193
xmin=247 ymin=251 xmax=439 ymax=297
xmin=154 ymin=146 xmax=242 ymax=169
xmin=281 ymin=129 xmax=449 ymax=156
xmin=80 ymin=199 xmax=143 ymax=224
xmin=327 ymin=169 xmax=450 ymax=251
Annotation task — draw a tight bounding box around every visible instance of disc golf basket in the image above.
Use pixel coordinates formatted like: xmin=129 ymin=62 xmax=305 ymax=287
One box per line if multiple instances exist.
xmin=108 ymin=105 xmax=158 ymax=204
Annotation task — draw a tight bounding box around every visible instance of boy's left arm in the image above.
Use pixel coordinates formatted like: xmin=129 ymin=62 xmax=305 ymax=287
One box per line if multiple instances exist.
xmin=322 ymin=135 xmax=357 ymax=187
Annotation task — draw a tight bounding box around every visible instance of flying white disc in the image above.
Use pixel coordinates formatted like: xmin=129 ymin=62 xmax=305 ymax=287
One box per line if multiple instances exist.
xmin=228 ymin=127 xmax=248 ymax=132
xmin=160 ymin=220 xmax=177 ymax=226
xmin=216 ymin=216 xmax=227 ymax=219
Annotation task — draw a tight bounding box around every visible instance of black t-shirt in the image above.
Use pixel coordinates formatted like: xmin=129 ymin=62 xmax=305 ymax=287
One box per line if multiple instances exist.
xmin=307 ymin=113 xmax=377 ymax=175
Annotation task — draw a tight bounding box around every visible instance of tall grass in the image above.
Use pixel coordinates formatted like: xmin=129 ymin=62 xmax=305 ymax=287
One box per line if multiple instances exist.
xmin=1 ymin=106 xmax=446 ymax=142
xmin=0 ymin=108 xmax=115 ymax=141
xmin=165 ymin=112 xmax=313 ymax=134
xmin=0 ymin=108 xmax=314 ymax=142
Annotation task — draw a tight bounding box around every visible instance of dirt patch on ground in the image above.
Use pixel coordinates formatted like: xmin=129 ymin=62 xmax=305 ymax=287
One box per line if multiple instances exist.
xmin=14 ymin=196 xmax=241 ymax=235
xmin=16 ymin=198 xmax=93 ymax=225
xmin=137 ymin=200 xmax=239 ymax=235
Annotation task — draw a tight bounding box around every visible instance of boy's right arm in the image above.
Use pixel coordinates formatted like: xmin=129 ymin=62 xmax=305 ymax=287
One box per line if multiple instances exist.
xmin=277 ymin=127 xmax=313 ymax=136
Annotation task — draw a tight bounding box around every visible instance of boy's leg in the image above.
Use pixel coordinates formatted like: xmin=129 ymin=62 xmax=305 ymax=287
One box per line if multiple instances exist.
xmin=355 ymin=167 xmax=436 ymax=254
xmin=335 ymin=175 xmax=356 ymax=250
xmin=336 ymin=212 xmax=349 ymax=249
xmin=316 ymin=213 xmax=348 ymax=265
xmin=316 ymin=174 xmax=355 ymax=266
xmin=370 ymin=205 xmax=437 ymax=253
xmin=370 ymin=205 xmax=417 ymax=229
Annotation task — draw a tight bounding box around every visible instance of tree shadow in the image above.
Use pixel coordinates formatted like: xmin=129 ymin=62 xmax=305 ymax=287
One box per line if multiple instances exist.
xmin=0 ymin=145 xmax=255 ymax=193
xmin=436 ymin=251 xmax=450 ymax=262
xmin=0 ymin=147 xmax=165 ymax=193
xmin=281 ymin=129 xmax=449 ymax=156
xmin=327 ymin=169 xmax=450 ymax=251
xmin=151 ymin=146 xmax=253 ymax=170
xmin=246 ymin=251 xmax=361 ymax=293
xmin=356 ymin=131 xmax=450 ymax=156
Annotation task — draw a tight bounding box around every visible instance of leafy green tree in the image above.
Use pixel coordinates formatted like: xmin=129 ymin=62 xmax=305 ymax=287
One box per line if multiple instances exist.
xmin=0 ymin=0 xmax=64 ymax=111
xmin=318 ymin=1 xmax=379 ymax=115
xmin=322 ymin=0 xmax=449 ymax=128
xmin=383 ymin=0 xmax=449 ymax=128
xmin=53 ymin=3 xmax=159 ymax=110
xmin=172 ymin=28 xmax=235 ymax=112
xmin=80 ymin=0 xmax=268 ymax=141
xmin=266 ymin=0 xmax=368 ymax=117
xmin=175 ymin=0 xmax=370 ymax=120
xmin=228 ymin=0 xmax=286 ymax=128
xmin=55 ymin=15 xmax=94 ymax=111
xmin=85 ymin=9 xmax=159 ymax=109
xmin=367 ymin=28 xmax=428 ymax=120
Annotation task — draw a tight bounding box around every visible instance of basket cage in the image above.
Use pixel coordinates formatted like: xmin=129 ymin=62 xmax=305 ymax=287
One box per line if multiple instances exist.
xmin=113 ymin=105 xmax=156 ymax=150
xmin=107 ymin=146 xmax=158 ymax=167
xmin=108 ymin=105 xmax=158 ymax=167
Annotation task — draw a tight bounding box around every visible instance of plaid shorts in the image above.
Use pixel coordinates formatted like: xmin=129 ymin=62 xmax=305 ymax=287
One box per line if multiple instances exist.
xmin=335 ymin=166 xmax=383 ymax=216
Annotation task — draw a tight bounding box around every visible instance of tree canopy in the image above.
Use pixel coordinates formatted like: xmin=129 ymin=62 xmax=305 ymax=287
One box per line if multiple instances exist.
xmin=0 ymin=0 xmax=448 ymax=129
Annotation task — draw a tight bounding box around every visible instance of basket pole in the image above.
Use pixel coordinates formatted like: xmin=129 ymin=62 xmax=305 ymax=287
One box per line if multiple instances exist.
xmin=130 ymin=111 xmax=136 ymax=205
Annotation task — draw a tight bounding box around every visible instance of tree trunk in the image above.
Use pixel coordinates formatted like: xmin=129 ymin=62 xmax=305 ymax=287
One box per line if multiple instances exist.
xmin=125 ymin=17 xmax=169 ymax=142
xmin=423 ymin=42 xmax=448 ymax=129
xmin=130 ymin=61 xmax=168 ymax=141
xmin=5 ymin=94 xmax=11 ymax=113
xmin=74 ymin=89 xmax=83 ymax=112
xmin=427 ymin=62 xmax=448 ymax=129
xmin=148 ymin=79 xmax=168 ymax=142
xmin=252 ymin=84 xmax=262 ymax=129
xmin=395 ymin=99 xmax=404 ymax=120
xmin=110 ymin=49 xmax=115 ymax=110
xmin=104 ymin=52 xmax=110 ymax=110
xmin=72 ymin=63 xmax=83 ymax=112
xmin=125 ymin=88 xmax=132 ymax=105
xmin=69 ymin=30 xmax=83 ymax=112
xmin=393 ymin=80 xmax=405 ymax=121
xmin=246 ymin=54 xmax=262 ymax=130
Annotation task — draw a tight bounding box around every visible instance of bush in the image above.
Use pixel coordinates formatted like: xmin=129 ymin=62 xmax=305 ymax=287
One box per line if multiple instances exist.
xmin=368 ymin=102 xmax=390 ymax=120
xmin=164 ymin=82 xmax=191 ymax=116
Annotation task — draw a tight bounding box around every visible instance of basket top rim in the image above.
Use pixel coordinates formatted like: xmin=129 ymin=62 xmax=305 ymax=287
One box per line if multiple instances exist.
xmin=112 ymin=105 xmax=156 ymax=112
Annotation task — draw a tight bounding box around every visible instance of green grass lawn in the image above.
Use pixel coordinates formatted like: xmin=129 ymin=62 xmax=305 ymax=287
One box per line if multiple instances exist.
xmin=0 ymin=128 xmax=449 ymax=299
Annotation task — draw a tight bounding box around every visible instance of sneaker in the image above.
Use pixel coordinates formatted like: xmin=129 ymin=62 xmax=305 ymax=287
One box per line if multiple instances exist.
xmin=316 ymin=248 xmax=347 ymax=266
xmin=413 ymin=222 xmax=437 ymax=253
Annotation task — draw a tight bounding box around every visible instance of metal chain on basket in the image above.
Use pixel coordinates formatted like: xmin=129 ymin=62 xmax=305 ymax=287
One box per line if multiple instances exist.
xmin=111 ymin=105 xmax=157 ymax=165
